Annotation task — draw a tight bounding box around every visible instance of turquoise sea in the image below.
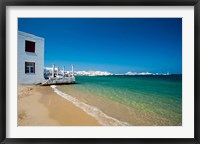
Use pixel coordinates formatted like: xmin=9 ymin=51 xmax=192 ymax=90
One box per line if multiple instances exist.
xmin=56 ymin=75 xmax=182 ymax=126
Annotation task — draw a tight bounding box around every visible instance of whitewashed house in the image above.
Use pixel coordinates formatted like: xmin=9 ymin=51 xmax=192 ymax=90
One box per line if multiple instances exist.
xmin=18 ymin=31 xmax=44 ymax=84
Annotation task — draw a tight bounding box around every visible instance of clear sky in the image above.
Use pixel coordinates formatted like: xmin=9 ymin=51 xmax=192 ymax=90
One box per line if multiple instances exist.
xmin=18 ymin=18 xmax=182 ymax=74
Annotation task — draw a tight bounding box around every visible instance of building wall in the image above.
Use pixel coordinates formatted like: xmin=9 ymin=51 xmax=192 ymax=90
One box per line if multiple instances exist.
xmin=18 ymin=31 xmax=44 ymax=84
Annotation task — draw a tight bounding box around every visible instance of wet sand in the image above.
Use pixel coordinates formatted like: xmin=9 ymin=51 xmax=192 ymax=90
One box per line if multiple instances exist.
xmin=18 ymin=85 xmax=101 ymax=126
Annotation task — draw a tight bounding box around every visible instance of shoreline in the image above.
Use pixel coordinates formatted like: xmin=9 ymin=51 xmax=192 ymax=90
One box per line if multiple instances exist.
xmin=52 ymin=85 xmax=129 ymax=126
xmin=18 ymin=79 xmax=182 ymax=126
xmin=18 ymin=85 xmax=101 ymax=126
xmin=57 ymin=83 xmax=182 ymax=126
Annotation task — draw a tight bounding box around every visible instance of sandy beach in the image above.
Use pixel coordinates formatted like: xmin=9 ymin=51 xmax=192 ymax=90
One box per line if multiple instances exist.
xmin=18 ymin=85 xmax=101 ymax=126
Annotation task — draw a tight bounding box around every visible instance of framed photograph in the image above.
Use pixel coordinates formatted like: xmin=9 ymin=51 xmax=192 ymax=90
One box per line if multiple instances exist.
xmin=0 ymin=0 xmax=200 ymax=143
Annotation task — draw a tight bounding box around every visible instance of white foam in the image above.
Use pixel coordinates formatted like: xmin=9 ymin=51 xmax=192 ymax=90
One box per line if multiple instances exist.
xmin=50 ymin=85 xmax=129 ymax=126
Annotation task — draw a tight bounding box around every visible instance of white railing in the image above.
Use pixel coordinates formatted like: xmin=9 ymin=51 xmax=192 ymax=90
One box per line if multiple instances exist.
xmin=41 ymin=76 xmax=75 ymax=85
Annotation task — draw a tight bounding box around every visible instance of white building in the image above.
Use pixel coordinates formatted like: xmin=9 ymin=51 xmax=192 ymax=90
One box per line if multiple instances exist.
xmin=18 ymin=31 xmax=44 ymax=84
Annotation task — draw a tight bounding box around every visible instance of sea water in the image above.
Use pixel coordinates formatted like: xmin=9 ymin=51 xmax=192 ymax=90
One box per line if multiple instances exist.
xmin=54 ymin=75 xmax=182 ymax=126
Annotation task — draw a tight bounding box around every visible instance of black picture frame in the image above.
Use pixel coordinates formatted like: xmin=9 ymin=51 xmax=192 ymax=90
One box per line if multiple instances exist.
xmin=0 ymin=0 xmax=199 ymax=144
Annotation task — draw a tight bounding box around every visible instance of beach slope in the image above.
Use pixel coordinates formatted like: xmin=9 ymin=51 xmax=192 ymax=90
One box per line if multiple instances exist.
xmin=18 ymin=85 xmax=100 ymax=126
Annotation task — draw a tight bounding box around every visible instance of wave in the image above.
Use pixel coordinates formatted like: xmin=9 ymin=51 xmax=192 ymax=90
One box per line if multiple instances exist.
xmin=50 ymin=85 xmax=129 ymax=126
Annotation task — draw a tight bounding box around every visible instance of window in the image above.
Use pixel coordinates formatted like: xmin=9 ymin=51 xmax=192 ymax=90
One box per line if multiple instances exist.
xmin=25 ymin=40 xmax=35 ymax=53
xmin=25 ymin=62 xmax=35 ymax=74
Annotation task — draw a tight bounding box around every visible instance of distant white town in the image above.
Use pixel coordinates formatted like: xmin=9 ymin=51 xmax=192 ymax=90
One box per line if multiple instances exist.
xmin=44 ymin=67 xmax=170 ymax=76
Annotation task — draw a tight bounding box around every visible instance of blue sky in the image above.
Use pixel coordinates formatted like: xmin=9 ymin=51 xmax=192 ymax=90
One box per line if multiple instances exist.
xmin=18 ymin=18 xmax=182 ymax=74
